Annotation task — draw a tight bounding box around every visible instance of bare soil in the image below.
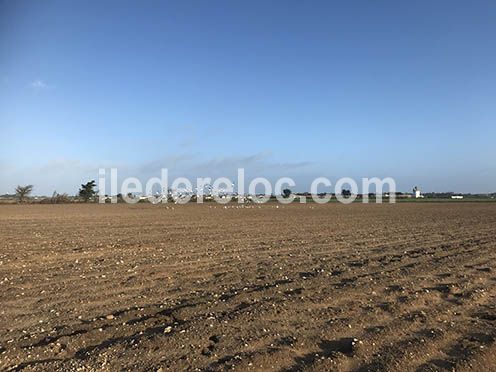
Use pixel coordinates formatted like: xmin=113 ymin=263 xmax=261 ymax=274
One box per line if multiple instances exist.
xmin=1 ymin=203 xmax=496 ymax=371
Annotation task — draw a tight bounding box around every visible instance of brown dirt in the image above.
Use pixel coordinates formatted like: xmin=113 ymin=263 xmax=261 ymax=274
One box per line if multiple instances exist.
xmin=1 ymin=203 xmax=496 ymax=371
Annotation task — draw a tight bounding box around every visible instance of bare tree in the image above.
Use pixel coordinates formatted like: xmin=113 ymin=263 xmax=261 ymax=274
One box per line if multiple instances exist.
xmin=51 ymin=191 xmax=70 ymax=204
xmin=15 ymin=185 xmax=34 ymax=203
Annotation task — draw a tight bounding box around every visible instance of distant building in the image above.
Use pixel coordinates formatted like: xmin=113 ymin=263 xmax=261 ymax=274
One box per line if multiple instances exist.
xmin=451 ymin=195 xmax=464 ymax=199
xmin=413 ymin=186 xmax=423 ymax=198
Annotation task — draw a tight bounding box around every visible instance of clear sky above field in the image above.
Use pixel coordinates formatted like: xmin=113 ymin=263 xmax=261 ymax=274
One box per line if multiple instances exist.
xmin=1 ymin=0 xmax=495 ymax=194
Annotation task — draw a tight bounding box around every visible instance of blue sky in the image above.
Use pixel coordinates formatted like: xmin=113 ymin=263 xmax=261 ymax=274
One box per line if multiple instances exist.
xmin=1 ymin=0 xmax=495 ymax=194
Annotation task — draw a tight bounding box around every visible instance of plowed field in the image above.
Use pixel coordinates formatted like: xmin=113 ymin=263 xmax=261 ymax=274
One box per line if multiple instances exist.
xmin=1 ymin=203 xmax=496 ymax=371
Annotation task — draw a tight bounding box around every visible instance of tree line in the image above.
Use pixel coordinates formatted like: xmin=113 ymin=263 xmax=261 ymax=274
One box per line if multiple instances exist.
xmin=11 ymin=181 xmax=97 ymax=203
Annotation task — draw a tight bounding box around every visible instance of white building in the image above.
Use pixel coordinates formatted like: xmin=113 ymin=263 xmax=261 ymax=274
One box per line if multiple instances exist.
xmin=413 ymin=186 xmax=422 ymax=198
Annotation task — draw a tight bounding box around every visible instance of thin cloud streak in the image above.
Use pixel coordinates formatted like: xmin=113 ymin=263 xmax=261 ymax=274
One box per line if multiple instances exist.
xmin=30 ymin=79 xmax=49 ymax=89
xmin=0 ymin=153 xmax=317 ymax=195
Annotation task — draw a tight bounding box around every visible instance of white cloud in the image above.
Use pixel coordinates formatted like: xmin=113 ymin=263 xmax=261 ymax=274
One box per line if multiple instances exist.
xmin=0 ymin=153 xmax=317 ymax=195
xmin=31 ymin=79 xmax=49 ymax=89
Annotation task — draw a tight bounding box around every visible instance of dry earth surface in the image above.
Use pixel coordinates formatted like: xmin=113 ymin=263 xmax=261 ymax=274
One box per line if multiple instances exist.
xmin=1 ymin=202 xmax=496 ymax=371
